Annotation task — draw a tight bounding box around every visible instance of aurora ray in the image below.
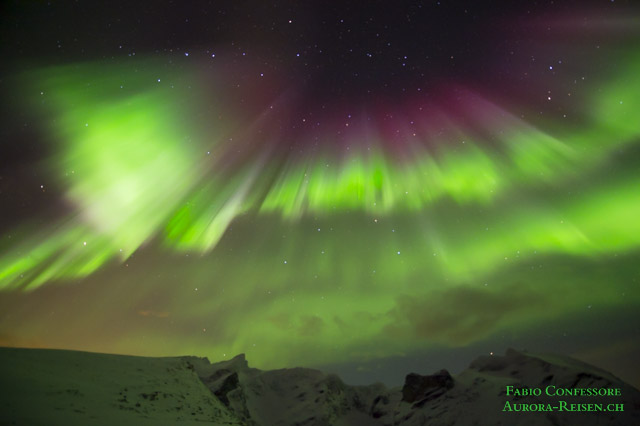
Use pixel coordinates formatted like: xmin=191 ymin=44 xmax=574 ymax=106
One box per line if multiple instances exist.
xmin=0 ymin=0 xmax=639 ymax=388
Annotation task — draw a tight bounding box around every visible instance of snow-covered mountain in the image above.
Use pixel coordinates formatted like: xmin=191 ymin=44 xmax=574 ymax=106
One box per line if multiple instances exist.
xmin=1 ymin=347 xmax=638 ymax=425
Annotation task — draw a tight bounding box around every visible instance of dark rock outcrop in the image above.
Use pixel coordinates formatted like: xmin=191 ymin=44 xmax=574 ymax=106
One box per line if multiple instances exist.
xmin=2 ymin=347 xmax=639 ymax=426
xmin=401 ymin=369 xmax=454 ymax=404
xmin=212 ymin=371 xmax=240 ymax=406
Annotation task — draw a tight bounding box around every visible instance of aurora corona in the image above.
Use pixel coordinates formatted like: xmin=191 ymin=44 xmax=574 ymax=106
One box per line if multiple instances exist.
xmin=0 ymin=2 xmax=638 ymax=384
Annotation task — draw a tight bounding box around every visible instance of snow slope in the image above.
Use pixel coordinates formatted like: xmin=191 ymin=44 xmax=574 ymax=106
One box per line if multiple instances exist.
xmin=0 ymin=347 xmax=242 ymax=425
xmin=1 ymin=347 xmax=638 ymax=425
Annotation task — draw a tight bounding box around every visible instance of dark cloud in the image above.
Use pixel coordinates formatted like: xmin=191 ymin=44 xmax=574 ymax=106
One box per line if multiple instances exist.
xmin=298 ymin=315 xmax=324 ymax=337
xmin=386 ymin=285 xmax=544 ymax=345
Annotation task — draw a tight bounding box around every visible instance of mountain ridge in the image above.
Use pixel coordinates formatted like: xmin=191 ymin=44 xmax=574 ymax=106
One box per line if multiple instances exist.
xmin=1 ymin=346 xmax=638 ymax=425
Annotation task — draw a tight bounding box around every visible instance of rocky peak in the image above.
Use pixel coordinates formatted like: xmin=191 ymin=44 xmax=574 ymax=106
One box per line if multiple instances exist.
xmin=401 ymin=369 xmax=454 ymax=404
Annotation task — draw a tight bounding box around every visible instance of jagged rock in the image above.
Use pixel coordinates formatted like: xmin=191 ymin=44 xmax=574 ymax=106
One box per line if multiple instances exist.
xmin=401 ymin=369 xmax=454 ymax=403
xmin=1 ymin=347 xmax=639 ymax=426
xmin=370 ymin=394 xmax=390 ymax=418
xmin=211 ymin=371 xmax=240 ymax=406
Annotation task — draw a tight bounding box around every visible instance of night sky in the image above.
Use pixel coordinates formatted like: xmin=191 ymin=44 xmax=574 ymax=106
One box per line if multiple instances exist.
xmin=1 ymin=1 xmax=639 ymax=387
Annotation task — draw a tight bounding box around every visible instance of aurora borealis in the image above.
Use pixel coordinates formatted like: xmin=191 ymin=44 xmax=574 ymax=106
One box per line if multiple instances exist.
xmin=1 ymin=1 xmax=639 ymax=387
